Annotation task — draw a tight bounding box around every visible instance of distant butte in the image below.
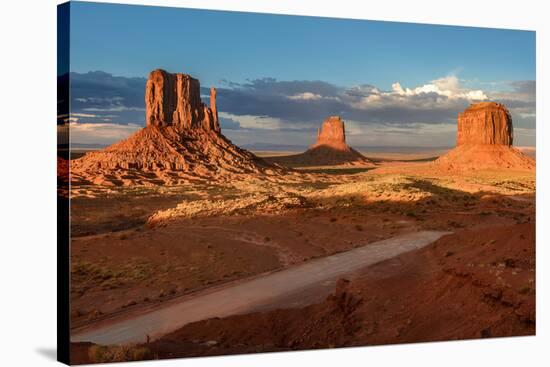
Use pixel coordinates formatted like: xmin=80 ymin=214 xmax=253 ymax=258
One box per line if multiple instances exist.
xmin=436 ymin=102 xmax=534 ymax=171
xmin=71 ymin=69 xmax=282 ymax=186
xmin=266 ymin=116 xmax=374 ymax=168
xmin=313 ymin=116 xmax=348 ymax=150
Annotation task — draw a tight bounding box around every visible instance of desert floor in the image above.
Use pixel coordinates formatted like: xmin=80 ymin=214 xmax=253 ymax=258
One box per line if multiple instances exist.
xmin=68 ymin=152 xmax=535 ymax=364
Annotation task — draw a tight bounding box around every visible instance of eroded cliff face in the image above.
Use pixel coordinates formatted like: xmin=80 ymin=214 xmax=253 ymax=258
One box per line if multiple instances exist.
xmin=145 ymin=69 xmax=219 ymax=132
xmin=435 ymin=102 xmax=533 ymax=171
xmin=314 ymin=116 xmax=347 ymax=150
xmin=457 ymin=102 xmax=513 ymax=146
xmin=71 ymin=69 xmax=282 ymax=186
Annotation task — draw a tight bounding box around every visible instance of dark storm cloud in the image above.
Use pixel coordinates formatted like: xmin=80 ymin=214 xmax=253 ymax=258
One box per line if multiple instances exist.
xmin=510 ymin=80 xmax=536 ymax=96
xmin=229 ymin=78 xmax=342 ymax=97
xmin=214 ymin=86 xmax=344 ymax=123
xmin=70 ymin=71 xmax=147 ymax=124
xmin=219 ymin=116 xmax=241 ymax=130
xmin=348 ymin=103 xmax=466 ymax=124
xmin=214 ymin=78 xmax=472 ymax=125
xmin=489 ymin=80 xmax=536 ymax=129
xmin=67 ymin=71 xmax=535 ymax=133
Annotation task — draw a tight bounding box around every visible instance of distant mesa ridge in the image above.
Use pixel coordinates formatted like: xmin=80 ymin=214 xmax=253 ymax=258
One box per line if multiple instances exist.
xmin=436 ymin=102 xmax=534 ymax=171
xmin=266 ymin=116 xmax=374 ymax=168
xmin=71 ymin=69 xmax=281 ymax=185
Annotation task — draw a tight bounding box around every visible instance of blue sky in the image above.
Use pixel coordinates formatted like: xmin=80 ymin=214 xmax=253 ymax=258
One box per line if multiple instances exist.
xmin=66 ymin=1 xmax=536 ymax=148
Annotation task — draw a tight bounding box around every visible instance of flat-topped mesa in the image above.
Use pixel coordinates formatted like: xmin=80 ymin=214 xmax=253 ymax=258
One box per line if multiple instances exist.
xmin=435 ymin=101 xmax=534 ymax=171
xmin=457 ymin=102 xmax=513 ymax=146
xmin=145 ymin=69 xmax=220 ymax=132
xmin=313 ymin=116 xmax=348 ymax=150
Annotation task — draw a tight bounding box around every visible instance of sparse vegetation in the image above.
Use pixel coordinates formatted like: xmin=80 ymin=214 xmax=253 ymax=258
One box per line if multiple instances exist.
xmin=70 ymin=161 xmax=535 ymax=333
xmin=88 ymin=344 xmax=152 ymax=363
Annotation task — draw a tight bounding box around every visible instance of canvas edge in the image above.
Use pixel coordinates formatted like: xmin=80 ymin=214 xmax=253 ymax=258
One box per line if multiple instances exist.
xmin=57 ymin=1 xmax=71 ymax=365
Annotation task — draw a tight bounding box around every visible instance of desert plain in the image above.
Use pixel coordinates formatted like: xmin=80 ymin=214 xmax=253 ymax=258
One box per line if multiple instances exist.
xmin=61 ymin=70 xmax=535 ymax=364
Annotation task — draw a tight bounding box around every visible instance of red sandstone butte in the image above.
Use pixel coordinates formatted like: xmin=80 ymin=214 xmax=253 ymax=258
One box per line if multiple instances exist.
xmin=313 ymin=116 xmax=348 ymax=150
xmin=457 ymin=102 xmax=513 ymax=146
xmin=71 ymin=69 xmax=280 ymax=185
xmin=266 ymin=116 xmax=373 ymax=167
xmin=145 ymin=69 xmax=220 ymax=132
xmin=436 ymin=102 xmax=534 ymax=171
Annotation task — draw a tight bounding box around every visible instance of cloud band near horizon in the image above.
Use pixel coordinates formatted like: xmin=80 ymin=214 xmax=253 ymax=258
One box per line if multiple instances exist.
xmin=63 ymin=71 xmax=536 ymax=147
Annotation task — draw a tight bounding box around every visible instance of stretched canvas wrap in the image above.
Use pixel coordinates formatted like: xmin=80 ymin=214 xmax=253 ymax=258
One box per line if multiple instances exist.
xmin=57 ymin=1 xmax=536 ymax=364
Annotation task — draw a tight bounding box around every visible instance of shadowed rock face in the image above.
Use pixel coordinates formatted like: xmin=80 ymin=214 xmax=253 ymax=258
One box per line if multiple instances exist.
xmin=457 ymin=102 xmax=513 ymax=146
xmin=145 ymin=69 xmax=219 ymax=132
xmin=313 ymin=116 xmax=348 ymax=151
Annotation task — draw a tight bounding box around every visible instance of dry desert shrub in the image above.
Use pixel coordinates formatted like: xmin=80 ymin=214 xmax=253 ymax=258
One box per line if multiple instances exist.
xmin=88 ymin=344 xmax=152 ymax=363
xmin=147 ymin=191 xmax=308 ymax=225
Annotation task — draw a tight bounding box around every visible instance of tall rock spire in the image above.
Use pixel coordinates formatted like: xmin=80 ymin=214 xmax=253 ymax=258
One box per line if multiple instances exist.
xmin=145 ymin=69 xmax=219 ymax=131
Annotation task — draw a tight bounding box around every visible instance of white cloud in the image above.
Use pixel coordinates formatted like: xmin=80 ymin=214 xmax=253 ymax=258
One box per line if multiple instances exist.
xmin=218 ymin=112 xmax=287 ymax=130
xmin=346 ymin=76 xmax=488 ymax=114
xmin=70 ymin=122 xmax=141 ymax=145
xmin=287 ymin=92 xmax=323 ymax=101
xmin=83 ymin=106 xmax=145 ymax=112
xmin=72 ymin=112 xmax=98 ymax=118
xmin=286 ymin=92 xmax=339 ymax=101
xmin=389 ymin=76 xmax=487 ymax=100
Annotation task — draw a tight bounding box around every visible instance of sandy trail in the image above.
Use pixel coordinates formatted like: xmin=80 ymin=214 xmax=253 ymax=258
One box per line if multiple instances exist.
xmin=71 ymin=230 xmax=450 ymax=345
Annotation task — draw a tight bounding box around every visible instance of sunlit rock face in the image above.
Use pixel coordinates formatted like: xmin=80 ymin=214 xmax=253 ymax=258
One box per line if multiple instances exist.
xmin=435 ymin=102 xmax=534 ymax=171
xmin=71 ymin=69 xmax=281 ymax=185
xmin=312 ymin=116 xmax=349 ymax=151
xmin=145 ymin=69 xmax=219 ymax=132
xmin=457 ymin=102 xmax=513 ymax=146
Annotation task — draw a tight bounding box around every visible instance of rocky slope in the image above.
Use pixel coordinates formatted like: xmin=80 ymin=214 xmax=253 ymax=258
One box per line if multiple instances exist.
xmin=266 ymin=116 xmax=374 ymax=167
xmin=71 ymin=69 xmax=283 ymax=186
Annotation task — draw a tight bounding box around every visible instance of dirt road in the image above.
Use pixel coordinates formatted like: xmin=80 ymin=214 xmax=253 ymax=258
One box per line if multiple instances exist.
xmin=71 ymin=230 xmax=450 ymax=345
